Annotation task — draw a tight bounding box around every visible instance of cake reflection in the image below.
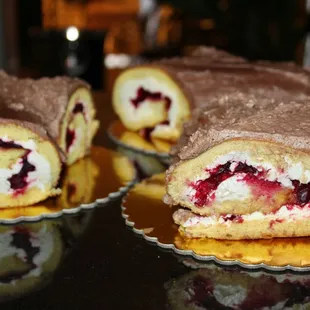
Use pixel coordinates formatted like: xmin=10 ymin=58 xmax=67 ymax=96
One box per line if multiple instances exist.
xmin=166 ymin=258 xmax=310 ymax=309
xmin=114 ymin=146 xmax=168 ymax=181
xmin=0 ymin=208 xmax=94 ymax=303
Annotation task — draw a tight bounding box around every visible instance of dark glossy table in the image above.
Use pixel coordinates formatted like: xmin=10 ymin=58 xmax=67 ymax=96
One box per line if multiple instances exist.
xmin=1 ymin=92 xmax=310 ymax=310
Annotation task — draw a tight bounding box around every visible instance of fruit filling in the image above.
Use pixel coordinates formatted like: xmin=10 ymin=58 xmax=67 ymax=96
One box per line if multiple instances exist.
xmin=66 ymin=102 xmax=86 ymax=152
xmin=72 ymin=102 xmax=84 ymax=114
xmin=0 ymin=140 xmax=36 ymax=195
xmin=139 ymin=120 xmax=170 ymax=141
xmin=131 ymin=87 xmax=172 ymax=111
xmin=9 ymin=151 xmax=35 ymax=194
xmin=66 ymin=129 xmax=76 ymax=152
xmin=189 ymin=161 xmax=310 ymax=209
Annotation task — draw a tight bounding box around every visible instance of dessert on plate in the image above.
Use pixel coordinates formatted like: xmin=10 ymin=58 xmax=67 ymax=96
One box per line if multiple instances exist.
xmin=166 ymin=102 xmax=310 ymax=240
xmin=112 ymin=47 xmax=310 ymax=147
xmin=0 ymin=72 xmax=99 ymax=207
xmin=0 ymin=105 xmax=63 ymax=207
xmin=0 ymin=71 xmax=99 ymax=165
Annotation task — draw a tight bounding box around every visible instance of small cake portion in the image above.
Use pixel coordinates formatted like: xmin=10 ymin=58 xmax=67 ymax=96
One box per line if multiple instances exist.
xmin=167 ymin=103 xmax=310 ymax=240
xmin=0 ymin=106 xmax=62 ymax=208
xmin=0 ymin=71 xmax=99 ymax=165
xmin=113 ymin=65 xmax=190 ymax=142
xmin=112 ymin=47 xmax=249 ymax=143
xmin=113 ymin=49 xmax=310 ymax=144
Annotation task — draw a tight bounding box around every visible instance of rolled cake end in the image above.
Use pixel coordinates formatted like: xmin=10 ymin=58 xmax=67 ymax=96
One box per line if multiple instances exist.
xmin=0 ymin=122 xmax=62 ymax=207
xmin=167 ymin=139 xmax=310 ymax=239
xmin=112 ymin=66 xmax=191 ymax=142
xmin=60 ymin=86 xmax=99 ymax=165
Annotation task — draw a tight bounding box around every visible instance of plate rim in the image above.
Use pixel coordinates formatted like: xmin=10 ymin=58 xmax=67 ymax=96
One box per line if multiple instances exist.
xmin=121 ymin=195 xmax=310 ymax=273
xmin=0 ymin=146 xmax=136 ymax=225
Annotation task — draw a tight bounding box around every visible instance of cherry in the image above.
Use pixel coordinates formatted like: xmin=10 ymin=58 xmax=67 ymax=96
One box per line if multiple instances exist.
xmin=66 ymin=129 xmax=75 ymax=152
xmin=234 ymin=162 xmax=257 ymax=174
xmin=0 ymin=140 xmax=23 ymax=149
xmin=9 ymin=152 xmax=35 ymax=191
xmin=130 ymin=87 xmax=172 ymax=111
xmin=294 ymin=182 xmax=310 ymax=204
xmin=72 ymin=103 xmax=84 ymax=114
xmin=222 ymin=214 xmax=244 ymax=223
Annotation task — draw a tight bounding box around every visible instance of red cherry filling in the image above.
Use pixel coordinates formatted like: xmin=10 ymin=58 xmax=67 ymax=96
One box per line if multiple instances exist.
xmin=73 ymin=102 xmax=84 ymax=114
xmin=131 ymin=87 xmax=172 ymax=111
xmin=9 ymin=151 xmax=35 ymax=195
xmin=222 ymin=214 xmax=244 ymax=223
xmin=139 ymin=120 xmax=170 ymax=142
xmin=0 ymin=140 xmax=23 ymax=149
xmin=292 ymin=180 xmax=310 ymax=204
xmin=269 ymin=219 xmax=284 ymax=228
xmin=66 ymin=129 xmax=76 ymax=152
xmin=190 ymin=162 xmax=286 ymax=208
xmin=191 ymin=162 xmax=257 ymax=207
xmin=66 ymin=102 xmax=86 ymax=152
xmin=191 ymin=161 xmax=310 ymax=217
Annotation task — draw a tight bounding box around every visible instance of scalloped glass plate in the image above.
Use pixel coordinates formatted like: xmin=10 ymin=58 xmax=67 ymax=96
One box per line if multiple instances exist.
xmin=122 ymin=173 xmax=310 ymax=272
xmin=0 ymin=146 xmax=135 ymax=224
xmin=108 ymin=120 xmax=172 ymax=159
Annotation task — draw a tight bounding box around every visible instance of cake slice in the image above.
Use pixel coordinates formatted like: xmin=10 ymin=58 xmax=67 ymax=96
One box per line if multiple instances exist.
xmin=0 ymin=71 xmax=99 ymax=165
xmin=113 ymin=50 xmax=310 ymax=144
xmin=0 ymin=105 xmax=62 ymax=207
xmin=166 ymin=103 xmax=310 ymax=239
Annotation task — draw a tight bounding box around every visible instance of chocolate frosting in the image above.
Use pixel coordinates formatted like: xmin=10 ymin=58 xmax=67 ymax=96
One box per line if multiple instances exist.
xmin=167 ymin=61 xmax=310 ymax=159
xmin=0 ymin=71 xmax=90 ymax=142
xmin=142 ymin=59 xmax=310 ymax=117
xmin=189 ymin=46 xmax=246 ymax=63
xmin=0 ymin=105 xmax=64 ymax=161
xmin=177 ymin=102 xmax=310 ymax=162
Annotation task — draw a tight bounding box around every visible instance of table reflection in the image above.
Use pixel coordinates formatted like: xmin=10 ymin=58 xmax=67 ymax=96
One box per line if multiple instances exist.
xmin=0 ymin=210 xmax=94 ymax=303
xmin=166 ymin=257 xmax=310 ymax=309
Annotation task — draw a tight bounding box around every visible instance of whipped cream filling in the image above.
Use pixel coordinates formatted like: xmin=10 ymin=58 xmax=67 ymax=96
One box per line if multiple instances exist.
xmin=0 ymin=137 xmax=52 ymax=194
xmin=184 ymin=151 xmax=310 ymax=207
xmin=190 ymin=152 xmax=310 ymax=189
xmin=182 ymin=204 xmax=310 ymax=228
xmin=0 ymin=224 xmax=54 ymax=285
xmin=121 ymin=78 xmax=178 ymax=128
xmin=214 ymin=174 xmax=251 ymax=202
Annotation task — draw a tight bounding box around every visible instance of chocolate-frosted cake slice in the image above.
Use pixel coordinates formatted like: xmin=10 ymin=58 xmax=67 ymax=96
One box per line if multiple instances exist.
xmin=112 ymin=47 xmax=310 ymax=144
xmin=0 ymin=104 xmax=62 ymax=207
xmin=166 ymin=102 xmax=310 ymax=240
xmin=0 ymin=71 xmax=99 ymax=165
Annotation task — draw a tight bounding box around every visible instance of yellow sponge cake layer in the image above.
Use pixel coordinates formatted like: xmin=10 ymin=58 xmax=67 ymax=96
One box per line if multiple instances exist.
xmin=113 ymin=66 xmax=191 ymax=142
xmin=0 ymin=120 xmax=61 ymax=207
xmin=59 ymin=86 xmax=99 ymax=165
